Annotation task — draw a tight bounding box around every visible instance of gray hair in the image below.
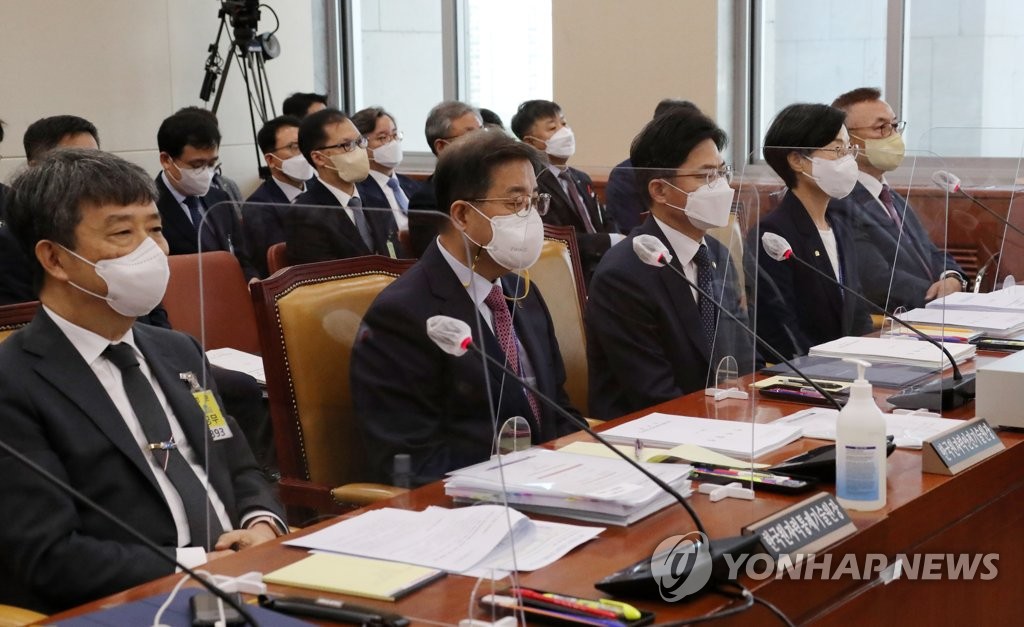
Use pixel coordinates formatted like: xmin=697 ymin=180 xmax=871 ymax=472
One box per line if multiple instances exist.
xmin=6 ymin=148 xmax=158 ymax=275
xmin=424 ymin=101 xmax=481 ymax=155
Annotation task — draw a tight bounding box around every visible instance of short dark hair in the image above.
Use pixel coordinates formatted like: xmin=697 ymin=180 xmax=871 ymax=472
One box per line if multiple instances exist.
xmin=762 ymin=103 xmax=847 ymax=188
xmin=297 ymin=108 xmax=350 ymax=166
xmin=257 ymin=115 xmax=302 ymax=154
xmin=629 ymin=108 xmax=728 ymax=208
xmin=157 ymin=108 xmax=221 ymax=158
xmin=831 ymin=87 xmax=882 ymax=112
xmin=510 ymin=99 xmax=563 ymax=140
xmin=434 ymin=130 xmax=543 ymax=218
xmin=424 ymin=101 xmax=480 ymax=155
xmin=0 ymin=118 xmax=5 ymax=144
xmin=479 ymin=108 xmax=504 ymax=130
xmin=6 ymin=149 xmax=158 ymax=282
xmin=282 ymin=92 xmax=328 ymax=118
xmin=653 ymin=98 xmax=700 ymax=118
xmin=351 ymin=106 xmax=395 ymax=136
xmin=23 ymin=115 xmax=100 ymax=162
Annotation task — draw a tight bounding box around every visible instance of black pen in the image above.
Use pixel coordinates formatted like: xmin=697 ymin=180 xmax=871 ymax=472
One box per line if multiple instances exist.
xmin=258 ymin=594 xmax=410 ymax=626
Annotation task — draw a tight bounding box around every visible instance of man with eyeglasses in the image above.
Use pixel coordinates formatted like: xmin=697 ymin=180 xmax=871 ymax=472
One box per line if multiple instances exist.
xmin=286 ymin=108 xmax=401 ymax=265
xmin=585 ymin=107 xmax=754 ymax=420
xmin=351 ymin=131 xmax=581 ymax=486
xmin=155 ymin=108 xmax=256 ymax=279
xmin=352 ymin=106 xmax=422 ymax=235
xmin=832 ymin=87 xmax=966 ymax=310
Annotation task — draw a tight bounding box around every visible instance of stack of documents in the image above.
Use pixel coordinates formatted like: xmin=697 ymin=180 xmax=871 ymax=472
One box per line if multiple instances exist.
xmin=444 ymin=449 xmax=693 ymax=526
xmin=285 ymin=504 xmax=603 ymax=577
xmin=600 ymin=413 xmax=802 ymax=458
xmin=774 ymin=407 xmax=965 ymax=449
xmin=927 ymin=285 xmax=1024 ymax=312
xmin=896 ymin=308 xmax=1024 ymax=339
xmin=808 ymin=336 xmax=975 ymax=368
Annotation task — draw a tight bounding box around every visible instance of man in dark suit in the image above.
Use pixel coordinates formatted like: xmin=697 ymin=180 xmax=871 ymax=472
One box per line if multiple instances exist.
xmin=155 ymin=108 xmax=256 ymax=280
xmin=511 ymin=100 xmax=621 ymax=283
xmin=244 ymin=115 xmax=312 ymax=277
xmin=352 ymin=106 xmax=421 ymax=243
xmin=286 ymin=108 xmax=400 ymax=264
xmin=0 ymin=149 xmax=284 ymax=613
xmin=830 ymin=87 xmax=966 ymax=310
xmin=586 ymin=108 xmax=754 ymax=420
xmin=352 ymin=131 xmax=581 ymax=486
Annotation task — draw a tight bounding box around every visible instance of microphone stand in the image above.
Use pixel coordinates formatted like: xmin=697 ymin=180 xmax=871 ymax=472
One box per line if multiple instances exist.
xmin=773 ymin=247 xmax=974 ymax=411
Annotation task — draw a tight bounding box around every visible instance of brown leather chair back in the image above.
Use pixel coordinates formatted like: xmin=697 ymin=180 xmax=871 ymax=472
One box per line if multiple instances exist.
xmin=164 ymin=252 xmax=261 ymax=354
xmin=523 ymin=225 xmax=589 ymax=414
xmin=267 ymin=242 xmax=289 ymax=276
xmin=251 ymin=255 xmax=415 ymax=511
xmin=0 ymin=301 xmax=37 ymax=343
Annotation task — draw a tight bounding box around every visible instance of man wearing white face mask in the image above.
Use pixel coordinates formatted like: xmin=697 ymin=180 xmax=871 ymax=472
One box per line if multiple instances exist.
xmin=155 ymin=108 xmax=256 ymax=280
xmin=750 ymin=103 xmax=873 ymax=359
xmin=351 ymin=131 xmax=581 ymax=486
xmin=0 ymin=149 xmax=285 ymax=613
xmin=830 ymin=87 xmax=966 ymax=310
xmin=244 ymin=115 xmax=312 ymax=277
xmin=585 ymin=108 xmax=755 ymax=420
xmin=286 ymin=108 xmax=402 ymax=265
xmin=511 ymin=99 xmax=621 ymax=284
xmin=352 ymin=106 xmax=422 ymax=234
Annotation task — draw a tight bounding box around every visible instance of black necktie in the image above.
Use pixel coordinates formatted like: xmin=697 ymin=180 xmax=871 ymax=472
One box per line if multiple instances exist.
xmin=348 ymin=196 xmax=375 ymax=251
xmin=693 ymin=244 xmax=716 ymax=342
xmin=103 ymin=343 xmax=224 ymax=550
xmin=185 ymin=196 xmax=218 ymax=252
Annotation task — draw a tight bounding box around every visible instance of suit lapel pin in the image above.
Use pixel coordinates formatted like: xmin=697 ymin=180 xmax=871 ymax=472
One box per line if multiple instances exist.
xmin=711 ymin=261 xmax=717 ymax=269
xmin=814 ymin=250 xmax=821 ymax=257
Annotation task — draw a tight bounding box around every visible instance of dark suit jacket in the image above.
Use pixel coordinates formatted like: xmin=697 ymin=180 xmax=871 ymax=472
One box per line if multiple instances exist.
xmin=406 ymin=175 xmax=444 ymax=258
xmin=0 ymin=182 xmax=8 ymax=219
xmin=585 ymin=217 xmax=755 ymax=420
xmin=286 ymin=177 xmax=400 ymax=265
xmin=0 ymin=310 xmax=282 ymax=612
xmin=0 ymin=225 xmax=34 ymax=305
xmin=243 ymin=178 xmax=292 ymax=277
xmin=536 ymin=167 xmax=619 ymax=283
xmin=831 ymin=181 xmax=964 ymax=310
xmin=356 ymin=173 xmax=421 ymax=213
xmin=747 ymin=191 xmax=873 ymax=359
xmin=351 ymin=241 xmax=581 ymax=486
xmin=155 ymin=175 xmax=257 ymax=280
xmin=605 ymin=157 xmax=647 ymax=233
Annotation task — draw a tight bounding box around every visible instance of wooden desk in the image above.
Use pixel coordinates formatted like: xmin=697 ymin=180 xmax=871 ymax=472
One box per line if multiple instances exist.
xmin=46 ymin=390 xmax=1023 ymax=625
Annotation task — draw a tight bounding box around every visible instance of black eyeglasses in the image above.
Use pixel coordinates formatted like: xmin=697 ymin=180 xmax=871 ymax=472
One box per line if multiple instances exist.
xmin=317 ymin=136 xmax=368 ymax=153
xmin=474 ymin=192 xmax=551 ymax=217
xmin=272 ymin=141 xmax=301 ymax=153
xmin=847 ymin=120 xmax=906 ymax=138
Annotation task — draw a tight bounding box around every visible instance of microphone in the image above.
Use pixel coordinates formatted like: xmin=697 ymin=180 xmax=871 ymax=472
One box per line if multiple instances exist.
xmin=632 ymin=234 xmax=843 ymax=412
xmin=932 ymin=169 xmax=1024 ymax=238
xmin=425 ymin=315 xmax=763 ymax=599
xmin=0 ymin=437 xmax=258 ymax=625
xmin=760 ymin=232 xmax=974 ymax=411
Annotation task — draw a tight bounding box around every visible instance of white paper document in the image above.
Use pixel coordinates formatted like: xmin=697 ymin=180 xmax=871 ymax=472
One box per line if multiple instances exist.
xmin=808 ymin=336 xmax=975 ymax=368
xmin=599 ymin=413 xmax=802 ymax=458
xmin=284 ymin=505 xmax=602 ymax=575
xmin=205 ymin=347 xmax=266 ymax=384
xmin=557 ymin=441 xmax=769 ymax=468
xmin=927 ymin=286 xmax=1024 ymax=312
xmin=897 ymin=308 xmax=1024 ymax=338
xmin=774 ymin=407 xmax=965 ymax=448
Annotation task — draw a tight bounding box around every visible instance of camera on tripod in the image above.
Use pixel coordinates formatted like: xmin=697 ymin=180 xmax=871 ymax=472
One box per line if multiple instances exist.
xmin=221 ymin=0 xmax=261 ymax=48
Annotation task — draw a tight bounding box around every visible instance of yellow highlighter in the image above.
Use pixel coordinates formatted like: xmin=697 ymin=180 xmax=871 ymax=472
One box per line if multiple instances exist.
xmin=596 ymin=599 xmax=642 ymax=621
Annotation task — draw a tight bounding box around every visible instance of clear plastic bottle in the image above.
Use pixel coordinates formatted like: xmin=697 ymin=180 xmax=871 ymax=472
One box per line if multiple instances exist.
xmin=836 ymin=358 xmax=887 ymax=511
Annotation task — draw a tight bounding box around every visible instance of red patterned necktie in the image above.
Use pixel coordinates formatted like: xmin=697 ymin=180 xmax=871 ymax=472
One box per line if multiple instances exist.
xmin=483 ymin=284 xmax=542 ymax=423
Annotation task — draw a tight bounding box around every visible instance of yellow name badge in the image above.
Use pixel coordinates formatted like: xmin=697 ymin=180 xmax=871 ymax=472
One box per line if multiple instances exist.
xmin=193 ymin=390 xmax=234 ymax=441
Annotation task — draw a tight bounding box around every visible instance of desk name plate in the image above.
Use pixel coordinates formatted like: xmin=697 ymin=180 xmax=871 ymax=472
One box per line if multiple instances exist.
xmin=742 ymin=492 xmax=857 ymax=566
xmin=922 ymin=417 xmax=1004 ymax=476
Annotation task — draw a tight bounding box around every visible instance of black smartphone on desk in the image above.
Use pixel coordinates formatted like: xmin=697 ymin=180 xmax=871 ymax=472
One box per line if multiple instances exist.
xmin=190 ymin=592 xmax=245 ymax=626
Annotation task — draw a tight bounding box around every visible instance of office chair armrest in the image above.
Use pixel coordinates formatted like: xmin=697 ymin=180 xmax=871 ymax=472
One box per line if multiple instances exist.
xmin=585 ymin=418 xmax=605 ymax=428
xmin=0 ymin=604 xmax=47 ymax=627
xmin=331 ymin=483 xmax=409 ymax=506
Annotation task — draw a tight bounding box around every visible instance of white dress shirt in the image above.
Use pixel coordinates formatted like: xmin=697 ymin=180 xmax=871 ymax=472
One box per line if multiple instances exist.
xmin=317 ymin=175 xmax=361 ymax=225
xmin=367 ymin=170 xmax=408 ymax=231
xmin=161 ymin=171 xmax=199 ymax=225
xmin=653 ymin=216 xmax=705 ymax=302
xmin=272 ymin=176 xmax=304 ymax=203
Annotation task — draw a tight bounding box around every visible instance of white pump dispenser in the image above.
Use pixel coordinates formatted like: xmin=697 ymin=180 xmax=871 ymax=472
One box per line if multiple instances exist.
xmin=835 ymin=358 xmax=887 ymax=511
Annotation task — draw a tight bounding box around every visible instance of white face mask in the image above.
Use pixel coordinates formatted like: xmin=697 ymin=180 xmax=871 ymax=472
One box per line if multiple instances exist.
xmin=465 ymin=203 xmax=545 ymax=271
xmin=661 ymin=179 xmax=735 ymax=231
xmin=803 ymin=154 xmax=859 ymax=199
xmin=370 ymin=139 xmax=404 ymax=169
xmin=539 ymin=126 xmax=576 ymax=159
xmin=170 ymin=161 xmax=215 ymax=197
xmin=60 ymin=237 xmax=170 ymax=317
xmin=273 ymin=154 xmax=316 ymax=182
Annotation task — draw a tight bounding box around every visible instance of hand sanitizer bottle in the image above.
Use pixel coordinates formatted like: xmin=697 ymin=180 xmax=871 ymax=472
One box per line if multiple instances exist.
xmin=836 ymin=358 xmax=887 ymax=511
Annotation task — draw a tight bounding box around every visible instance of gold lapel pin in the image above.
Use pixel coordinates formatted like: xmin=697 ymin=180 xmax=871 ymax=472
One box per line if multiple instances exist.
xmin=814 ymin=250 xmax=821 ymax=257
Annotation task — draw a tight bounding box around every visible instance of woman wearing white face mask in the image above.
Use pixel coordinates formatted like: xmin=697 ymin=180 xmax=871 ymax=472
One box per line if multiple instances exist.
xmin=749 ymin=103 xmax=873 ymax=359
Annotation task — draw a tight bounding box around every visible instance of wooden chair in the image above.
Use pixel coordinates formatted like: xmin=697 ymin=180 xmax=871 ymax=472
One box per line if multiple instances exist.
xmin=266 ymin=242 xmax=289 ymax=276
xmin=164 ymin=251 xmax=261 ymax=353
xmin=0 ymin=604 xmax=46 ymax=627
xmin=250 ymin=255 xmax=416 ymax=519
xmin=0 ymin=301 xmax=37 ymax=343
xmin=523 ymin=225 xmax=590 ymax=415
